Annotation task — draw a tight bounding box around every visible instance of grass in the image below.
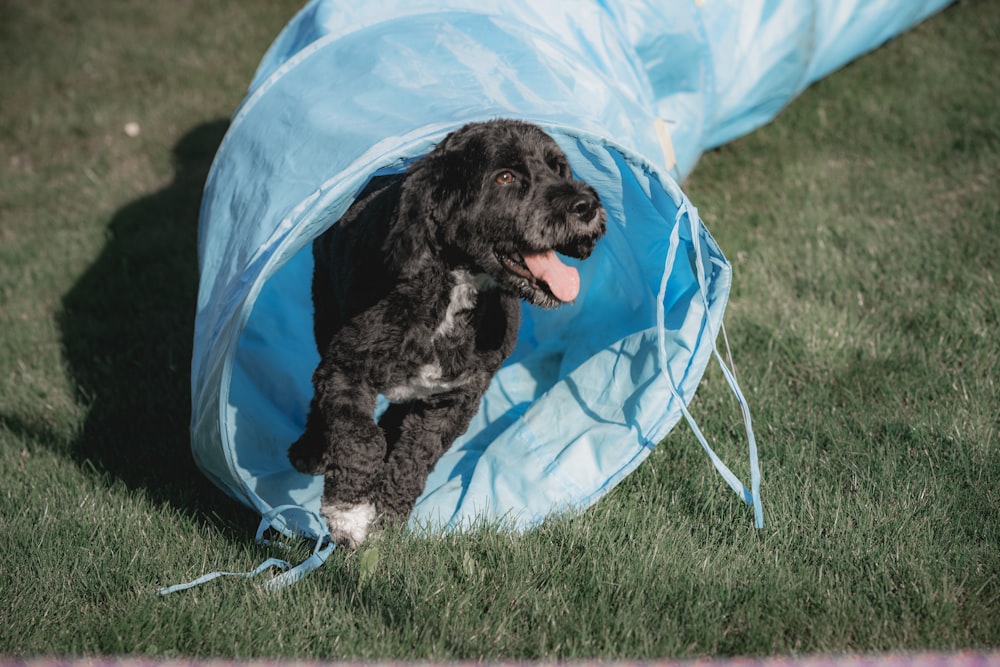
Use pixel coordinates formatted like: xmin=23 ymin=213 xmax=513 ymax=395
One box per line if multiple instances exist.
xmin=1 ymin=0 xmax=997 ymax=660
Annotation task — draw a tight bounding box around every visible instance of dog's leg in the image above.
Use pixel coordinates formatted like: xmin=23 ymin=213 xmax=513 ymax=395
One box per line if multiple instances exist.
xmin=302 ymin=358 xmax=388 ymax=549
xmin=376 ymin=389 xmax=483 ymax=520
xmin=290 ymin=397 xmax=381 ymax=550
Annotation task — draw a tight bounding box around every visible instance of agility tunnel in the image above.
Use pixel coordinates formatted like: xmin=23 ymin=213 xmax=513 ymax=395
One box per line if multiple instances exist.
xmin=184 ymin=0 xmax=952 ymax=588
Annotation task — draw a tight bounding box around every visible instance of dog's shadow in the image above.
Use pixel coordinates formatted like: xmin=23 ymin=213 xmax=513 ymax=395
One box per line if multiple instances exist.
xmin=58 ymin=120 xmax=254 ymax=533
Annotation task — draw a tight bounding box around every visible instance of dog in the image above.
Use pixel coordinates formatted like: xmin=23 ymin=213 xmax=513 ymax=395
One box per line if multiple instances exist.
xmin=289 ymin=119 xmax=606 ymax=548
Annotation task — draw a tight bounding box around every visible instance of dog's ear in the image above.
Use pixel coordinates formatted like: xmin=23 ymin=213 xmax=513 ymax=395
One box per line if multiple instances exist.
xmin=384 ymin=173 xmax=436 ymax=277
xmin=385 ymin=126 xmax=487 ymax=275
xmin=415 ymin=126 xmax=487 ymax=213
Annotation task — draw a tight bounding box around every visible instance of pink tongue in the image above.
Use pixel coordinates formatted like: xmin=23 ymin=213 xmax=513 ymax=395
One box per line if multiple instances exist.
xmin=522 ymin=250 xmax=580 ymax=303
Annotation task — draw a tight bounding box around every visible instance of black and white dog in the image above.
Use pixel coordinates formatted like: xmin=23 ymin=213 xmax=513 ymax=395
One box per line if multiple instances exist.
xmin=289 ymin=119 xmax=606 ymax=548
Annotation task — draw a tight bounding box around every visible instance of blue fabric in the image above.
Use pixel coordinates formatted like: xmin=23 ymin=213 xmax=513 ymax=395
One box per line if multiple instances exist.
xmin=190 ymin=0 xmax=951 ymax=548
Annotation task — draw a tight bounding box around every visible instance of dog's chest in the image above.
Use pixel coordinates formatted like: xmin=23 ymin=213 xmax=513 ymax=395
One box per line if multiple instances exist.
xmin=431 ymin=269 xmax=484 ymax=339
xmin=383 ymin=269 xmax=499 ymax=403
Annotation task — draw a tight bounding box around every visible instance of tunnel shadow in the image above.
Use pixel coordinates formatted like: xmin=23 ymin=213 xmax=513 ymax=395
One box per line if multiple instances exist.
xmin=59 ymin=119 xmax=256 ymax=536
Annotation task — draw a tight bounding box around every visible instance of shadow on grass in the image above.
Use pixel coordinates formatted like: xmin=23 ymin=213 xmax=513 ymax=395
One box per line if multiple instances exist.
xmin=58 ymin=119 xmax=255 ymax=535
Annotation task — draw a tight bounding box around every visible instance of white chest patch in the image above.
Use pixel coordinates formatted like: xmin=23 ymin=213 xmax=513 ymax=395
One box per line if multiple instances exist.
xmin=434 ymin=269 xmax=494 ymax=338
xmin=384 ymin=270 xmax=494 ymax=403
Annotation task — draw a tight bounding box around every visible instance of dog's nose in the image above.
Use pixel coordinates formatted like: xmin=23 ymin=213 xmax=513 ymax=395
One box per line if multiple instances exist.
xmin=570 ymin=196 xmax=599 ymax=224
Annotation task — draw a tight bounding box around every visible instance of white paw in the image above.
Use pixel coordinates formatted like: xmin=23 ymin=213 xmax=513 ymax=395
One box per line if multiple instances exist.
xmin=321 ymin=501 xmax=376 ymax=550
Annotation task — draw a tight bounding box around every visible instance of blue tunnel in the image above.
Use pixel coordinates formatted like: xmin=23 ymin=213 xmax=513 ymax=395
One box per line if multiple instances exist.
xmin=190 ymin=0 xmax=953 ymax=566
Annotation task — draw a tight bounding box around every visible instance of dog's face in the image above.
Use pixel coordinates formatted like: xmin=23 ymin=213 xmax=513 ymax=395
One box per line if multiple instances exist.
xmin=399 ymin=120 xmax=607 ymax=308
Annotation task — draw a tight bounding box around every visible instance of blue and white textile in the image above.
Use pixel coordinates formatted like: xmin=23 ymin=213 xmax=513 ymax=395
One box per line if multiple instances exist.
xmin=187 ymin=0 xmax=951 ymax=582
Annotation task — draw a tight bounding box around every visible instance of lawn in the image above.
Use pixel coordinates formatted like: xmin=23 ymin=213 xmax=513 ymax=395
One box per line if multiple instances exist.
xmin=1 ymin=0 xmax=997 ymax=660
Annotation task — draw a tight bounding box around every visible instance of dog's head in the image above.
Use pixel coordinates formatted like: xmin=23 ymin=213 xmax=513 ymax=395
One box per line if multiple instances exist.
xmin=392 ymin=119 xmax=607 ymax=308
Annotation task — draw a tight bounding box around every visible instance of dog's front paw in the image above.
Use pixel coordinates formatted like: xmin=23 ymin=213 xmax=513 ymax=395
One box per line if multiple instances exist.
xmin=321 ymin=501 xmax=377 ymax=550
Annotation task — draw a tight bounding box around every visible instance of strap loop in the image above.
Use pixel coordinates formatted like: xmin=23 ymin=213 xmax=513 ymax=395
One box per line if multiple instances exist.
xmin=657 ymin=201 xmax=764 ymax=528
xmin=157 ymin=504 xmax=334 ymax=595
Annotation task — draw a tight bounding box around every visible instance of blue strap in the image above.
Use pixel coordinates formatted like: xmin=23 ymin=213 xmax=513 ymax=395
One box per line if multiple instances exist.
xmin=156 ymin=557 xmax=294 ymax=595
xmin=157 ymin=504 xmax=335 ymax=595
xmin=682 ymin=202 xmax=763 ymax=528
xmin=657 ymin=202 xmax=764 ymax=528
xmin=262 ymin=541 xmax=336 ymax=592
xmin=255 ymin=505 xmax=336 ymax=592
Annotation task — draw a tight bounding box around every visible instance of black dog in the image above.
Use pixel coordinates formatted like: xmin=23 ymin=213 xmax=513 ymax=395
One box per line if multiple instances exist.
xmin=289 ymin=119 xmax=606 ymax=548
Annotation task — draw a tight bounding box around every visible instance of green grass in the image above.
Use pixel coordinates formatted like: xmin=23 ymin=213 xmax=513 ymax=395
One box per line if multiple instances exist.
xmin=1 ymin=0 xmax=997 ymax=660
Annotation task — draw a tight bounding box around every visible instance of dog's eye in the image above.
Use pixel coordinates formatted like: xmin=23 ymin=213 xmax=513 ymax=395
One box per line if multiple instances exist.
xmin=495 ymin=171 xmax=516 ymax=186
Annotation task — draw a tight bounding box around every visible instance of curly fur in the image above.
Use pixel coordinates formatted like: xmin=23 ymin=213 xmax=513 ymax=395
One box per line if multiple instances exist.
xmin=289 ymin=119 xmax=606 ymax=548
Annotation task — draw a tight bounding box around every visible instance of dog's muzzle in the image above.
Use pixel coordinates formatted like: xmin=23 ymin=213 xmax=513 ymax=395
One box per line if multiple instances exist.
xmin=554 ymin=190 xmax=605 ymax=262
xmin=505 ymin=187 xmax=605 ymax=305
